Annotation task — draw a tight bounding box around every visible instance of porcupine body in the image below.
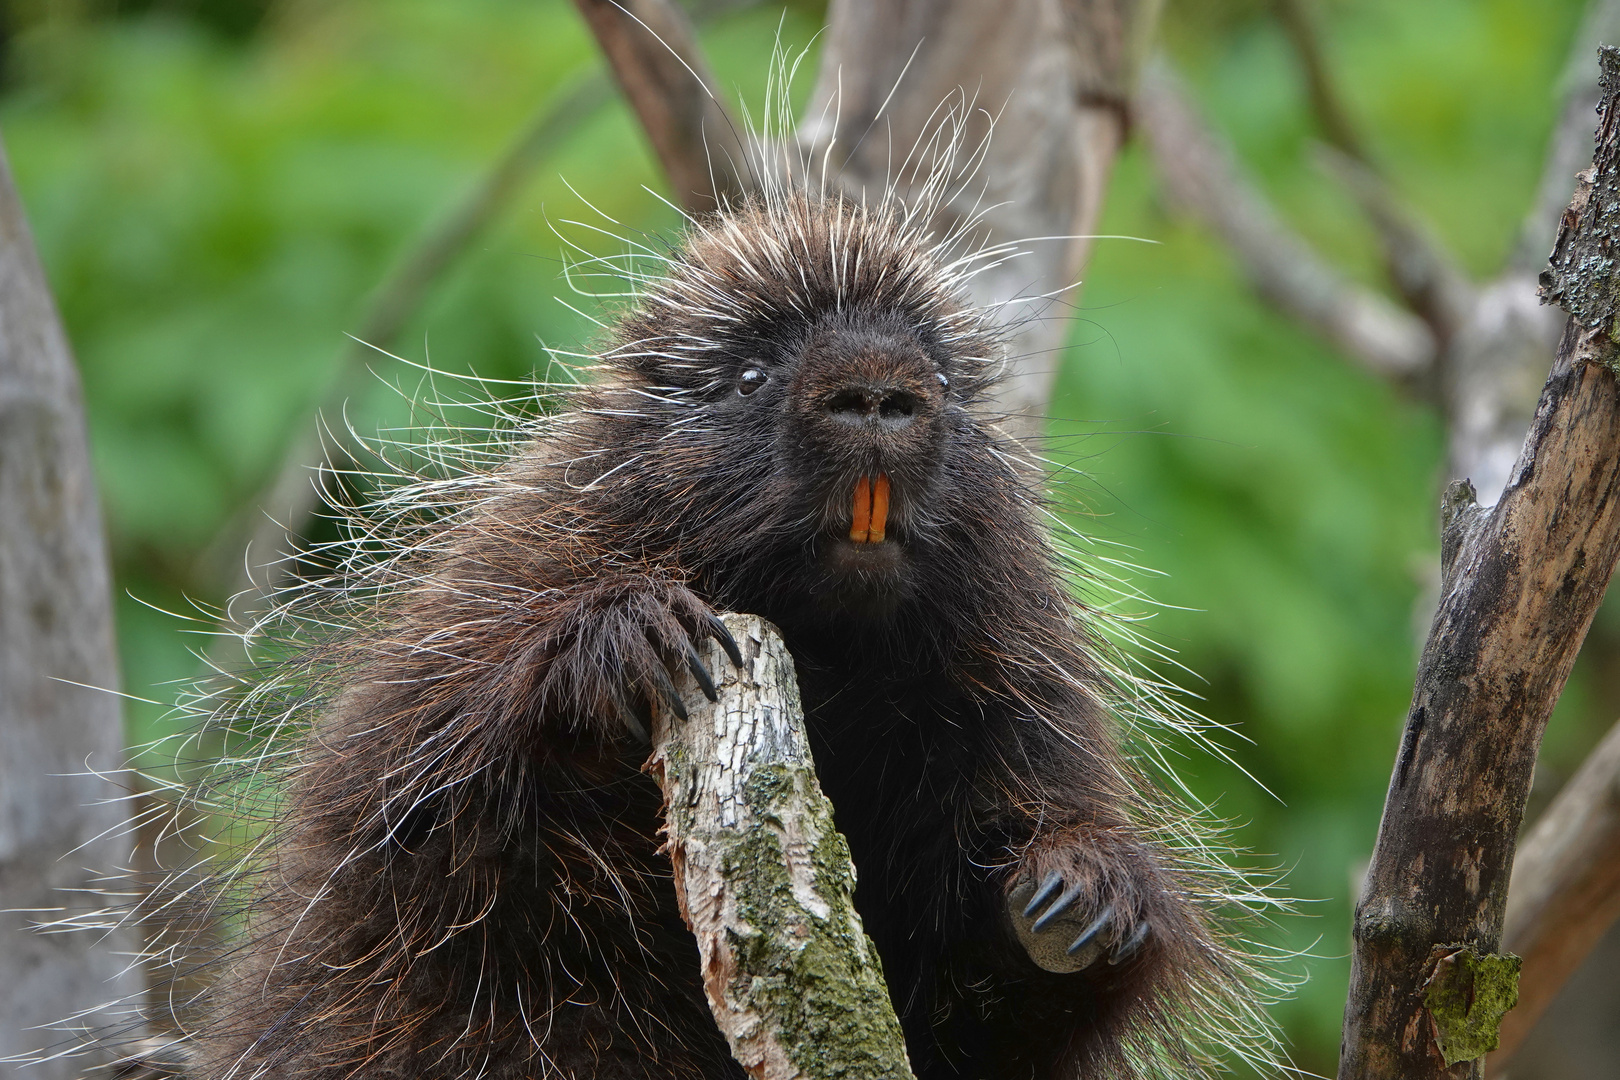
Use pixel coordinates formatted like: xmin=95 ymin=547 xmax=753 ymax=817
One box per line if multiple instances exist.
xmin=177 ymin=180 xmax=1281 ymax=1080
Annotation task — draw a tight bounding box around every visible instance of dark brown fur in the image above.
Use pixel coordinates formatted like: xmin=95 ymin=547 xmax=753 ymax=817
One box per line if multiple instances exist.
xmin=182 ymin=193 xmax=1265 ymax=1079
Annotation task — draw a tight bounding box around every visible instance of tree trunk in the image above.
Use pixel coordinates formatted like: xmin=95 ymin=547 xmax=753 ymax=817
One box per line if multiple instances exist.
xmin=1338 ymin=46 xmax=1620 ymax=1080
xmin=0 ymin=137 xmax=142 ymax=1076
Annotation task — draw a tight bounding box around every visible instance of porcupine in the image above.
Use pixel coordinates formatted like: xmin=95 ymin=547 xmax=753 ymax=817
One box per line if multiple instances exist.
xmin=156 ymin=132 xmax=1286 ymax=1080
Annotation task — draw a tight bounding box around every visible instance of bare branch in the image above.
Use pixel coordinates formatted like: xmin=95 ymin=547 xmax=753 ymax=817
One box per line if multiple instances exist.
xmin=647 ymin=615 xmax=915 ymax=1080
xmin=571 ymin=0 xmax=750 ymax=213
xmin=1272 ymin=0 xmax=1475 ymax=338
xmin=1314 ymin=145 xmax=1477 ymax=340
xmin=1339 ymin=48 xmax=1620 ymax=1079
xmin=1136 ymin=60 xmax=1436 ymax=380
xmin=1490 ymin=717 xmax=1620 ymax=1066
xmin=1273 ymin=0 xmax=1366 ymax=161
xmin=0 ymin=136 xmax=144 ymax=1076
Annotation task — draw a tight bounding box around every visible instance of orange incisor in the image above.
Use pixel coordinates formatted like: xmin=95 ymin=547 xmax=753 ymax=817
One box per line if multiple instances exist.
xmin=849 ymin=474 xmax=891 ymax=543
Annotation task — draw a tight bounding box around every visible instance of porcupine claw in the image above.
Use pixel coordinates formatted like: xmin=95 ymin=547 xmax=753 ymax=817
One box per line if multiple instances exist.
xmin=650 ymin=663 xmax=689 ymax=723
xmin=1108 ymin=921 xmax=1152 ymax=965
xmin=1066 ymin=905 xmax=1114 ymax=955
xmin=1030 ymin=882 xmax=1086 ymax=933
xmin=1022 ymin=870 xmax=1065 ymax=918
xmin=686 ymin=643 xmax=719 ymax=703
xmin=1010 ymin=872 xmax=1153 ymax=973
xmin=704 ymin=614 xmax=745 ymax=670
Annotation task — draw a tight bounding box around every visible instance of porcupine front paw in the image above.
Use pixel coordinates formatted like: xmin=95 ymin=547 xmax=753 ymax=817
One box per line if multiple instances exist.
xmin=1007 ymin=866 xmax=1153 ymax=974
xmin=544 ymin=581 xmax=745 ymax=742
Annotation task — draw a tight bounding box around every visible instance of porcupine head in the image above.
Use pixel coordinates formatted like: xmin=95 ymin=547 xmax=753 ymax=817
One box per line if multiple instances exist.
xmin=91 ymin=77 xmax=1288 ymax=1080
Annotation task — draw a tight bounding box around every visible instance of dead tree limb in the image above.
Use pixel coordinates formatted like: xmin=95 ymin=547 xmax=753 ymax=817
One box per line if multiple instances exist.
xmin=571 ymin=0 xmax=750 ymax=213
xmin=1136 ymin=60 xmax=1435 ymax=380
xmin=647 ymin=614 xmax=915 ymax=1080
xmin=0 ymin=136 xmax=143 ymax=1076
xmin=1338 ymin=46 xmax=1620 ymax=1080
xmin=1491 ymin=716 xmax=1620 ymax=1065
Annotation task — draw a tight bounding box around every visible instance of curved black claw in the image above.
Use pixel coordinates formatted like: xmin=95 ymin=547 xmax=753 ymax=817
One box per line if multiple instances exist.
xmin=613 ymin=687 xmax=653 ymax=744
xmin=706 ymin=614 xmax=745 ymax=669
xmin=650 ymin=662 xmax=688 ymax=722
xmin=1067 ymin=905 xmax=1114 ymax=956
xmin=1022 ymin=870 xmax=1064 ymax=919
xmin=1109 ymin=920 xmax=1151 ymax=965
xmin=686 ymin=643 xmax=719 ymax=702
xmin=1030 ymin=882 xmax=1085 ymax=934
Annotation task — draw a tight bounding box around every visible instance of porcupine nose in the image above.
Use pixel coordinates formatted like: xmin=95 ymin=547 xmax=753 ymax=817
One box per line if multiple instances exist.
xmin=821 ymin=384 xmax=921 ymax=431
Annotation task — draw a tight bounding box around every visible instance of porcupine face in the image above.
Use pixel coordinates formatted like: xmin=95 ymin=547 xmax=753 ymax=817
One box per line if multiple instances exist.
xmin=750 ymin=313 xmax=954 ymax=618
xmin=603 ymin=196 xmax=999 ymax=626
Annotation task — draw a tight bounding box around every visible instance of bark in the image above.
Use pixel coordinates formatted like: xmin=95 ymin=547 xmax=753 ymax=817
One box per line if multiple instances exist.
xmin=0 ymin=139 xmax=142 ymax=1075
xmin=1338 ymin=47 xmax=1620 ymax=1079
xmin=646 ymin=614 xmax=914 ymax=1080
xmin=1491 ymin=717 xmax=1620 ymax=1065
xmin=571 ymin=0 xmax=749 ymax=214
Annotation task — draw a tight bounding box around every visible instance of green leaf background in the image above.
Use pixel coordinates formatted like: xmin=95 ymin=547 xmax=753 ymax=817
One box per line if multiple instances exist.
xmin=4 ymin=0 xmax=1610 ymax=1073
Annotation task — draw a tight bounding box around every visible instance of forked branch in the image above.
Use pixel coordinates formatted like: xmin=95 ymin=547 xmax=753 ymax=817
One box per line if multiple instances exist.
xmin=1338 ymin=46 xmax=1620 ymax=1080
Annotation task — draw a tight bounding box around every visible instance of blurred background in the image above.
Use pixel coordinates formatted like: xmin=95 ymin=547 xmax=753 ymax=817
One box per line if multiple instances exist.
xmin=1 ymin=0 xmax=1614 ymax=1075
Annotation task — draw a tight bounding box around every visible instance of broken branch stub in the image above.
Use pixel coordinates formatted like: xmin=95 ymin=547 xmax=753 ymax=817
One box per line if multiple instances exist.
xmin=1338 ymin=45 xmax=1620 ymax=1080
xmin=646 ymin=614 xmax=916 ymax=1080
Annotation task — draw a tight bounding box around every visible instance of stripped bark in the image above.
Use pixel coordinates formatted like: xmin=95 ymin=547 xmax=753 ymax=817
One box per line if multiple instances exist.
xmin=647 ymin=614 xmax=915 ymax=1080
xmin=0 ymin=137 xmax=143 ymax=1076
xmin=1491 ymin=717 xmax=1620 ymax=1065
xmin=1338 ymin=47 xmax=1620 ymax=1079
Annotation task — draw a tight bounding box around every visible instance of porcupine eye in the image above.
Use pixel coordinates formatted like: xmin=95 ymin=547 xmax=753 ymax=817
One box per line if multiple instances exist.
xmin=737 ymin=367 xmax=768 ymax=396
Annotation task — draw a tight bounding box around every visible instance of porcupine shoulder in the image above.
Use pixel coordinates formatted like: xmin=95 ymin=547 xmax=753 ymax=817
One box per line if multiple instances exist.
xmin=175 ymin=188 xmax=1283 ymax=1080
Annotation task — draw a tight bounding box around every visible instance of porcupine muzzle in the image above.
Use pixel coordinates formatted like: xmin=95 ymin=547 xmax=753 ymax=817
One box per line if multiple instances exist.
xmin=791 ymin=328 xmax=949 ymax=599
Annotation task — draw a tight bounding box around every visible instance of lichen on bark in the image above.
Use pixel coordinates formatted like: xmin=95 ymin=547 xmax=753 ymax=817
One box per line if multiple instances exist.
xmin=1421 ymin=946 xmax=1521 ymax=1065
xmin=649 ymin=615 xmax=915 ymax=1080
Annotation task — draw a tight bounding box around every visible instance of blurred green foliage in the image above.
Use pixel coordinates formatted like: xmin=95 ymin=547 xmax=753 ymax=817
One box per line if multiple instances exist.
xmin=1 ymin=0 xmax=1610 ymax=1073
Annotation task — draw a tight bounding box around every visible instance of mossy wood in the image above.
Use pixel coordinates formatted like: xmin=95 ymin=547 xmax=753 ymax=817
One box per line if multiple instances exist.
xmin=647 ymin=614 xmax=916 ymax=1080
xmin=1338 ymin=45 xmax=1620 ymax=1080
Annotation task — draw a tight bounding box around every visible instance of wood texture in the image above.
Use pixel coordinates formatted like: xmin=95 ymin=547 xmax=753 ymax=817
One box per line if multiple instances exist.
xmin=1491 ymin=717 xmax=1620 ymax=1064
xmin=0 ymin=137 xmax=142 ymax=1076
xmin=647 ymin=615 xmax=915 ymax=1080
xmin=1338 ymin=50 xmax=1620 ymax=1078
xmin=571 ymin=0 xmax=749 ymax=214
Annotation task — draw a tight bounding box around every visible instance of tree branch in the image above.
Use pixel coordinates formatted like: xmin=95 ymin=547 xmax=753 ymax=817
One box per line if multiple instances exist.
xmin=571 ymin=0 xmax=750 ymax=213
xmin=1338 ymin=47 xmax=1620 ymax=1079
xmin=647 ymin=614 xmax=915 ymax=1080
xmin=1490 ymin=716 xmax=1620 ymax=1066
xmin=0 ymin=135 xmax=144 ymax=1076
xmin=1136 ymin=60 xmax=1435 ymax=380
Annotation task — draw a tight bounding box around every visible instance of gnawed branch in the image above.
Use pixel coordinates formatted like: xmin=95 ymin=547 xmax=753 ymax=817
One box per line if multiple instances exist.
xmin=1338 ymin=46 xmax=1620 ymax=1080
xmin=647 ymin=614 xmax=915 ymax=1080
